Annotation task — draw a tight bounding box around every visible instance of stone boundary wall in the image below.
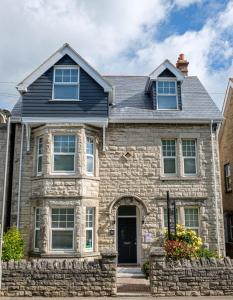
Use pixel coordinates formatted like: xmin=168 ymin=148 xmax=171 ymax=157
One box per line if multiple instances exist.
xmin=0 ymin=251 xmax=117 ymax=297
xmin=150 ymin=247 xmax=233 ymax=297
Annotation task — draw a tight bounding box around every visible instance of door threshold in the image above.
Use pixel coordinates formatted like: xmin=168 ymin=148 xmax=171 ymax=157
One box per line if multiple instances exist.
xmin=118 ymin=264 xmax=139 ymax=267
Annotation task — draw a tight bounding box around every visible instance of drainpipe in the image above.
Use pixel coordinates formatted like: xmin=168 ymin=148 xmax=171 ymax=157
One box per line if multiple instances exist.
xmin=0 ymin=116 xmax=11 ymax=289
xmin=210 ymin=120 xmax=221 ymax=256
xmin=16 ymin=124 xmax=24 ymax=229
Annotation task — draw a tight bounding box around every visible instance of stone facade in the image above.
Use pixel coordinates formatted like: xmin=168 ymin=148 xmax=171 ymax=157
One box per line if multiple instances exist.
xmin=9 ymin=121 xmax=225 ymax=263
xmin=0 ymin=251 xmax=117 ymax=297
xmin=150 ymin=247 xmax=233 ymax=296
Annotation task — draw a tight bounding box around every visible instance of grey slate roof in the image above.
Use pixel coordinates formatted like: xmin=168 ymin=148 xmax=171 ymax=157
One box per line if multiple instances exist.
xmin=11 ymin=75 xmax=222 ymax=122
xmin=103 ymin=75 xmax=222 ymax=122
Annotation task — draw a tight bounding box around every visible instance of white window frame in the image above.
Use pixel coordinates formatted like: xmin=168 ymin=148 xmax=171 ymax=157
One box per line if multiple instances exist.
xmin=85 ymin=207 xmax=95 ymax=252
xmin=34 ymin=207 xmax=40 ymax=251
xmin=162 ymin=139 xmax=177 ymax=176
xmin=52 ymin=65 xmax=80 ymax=101
xmin=157 ymin=78 xmax=178 ymax=110
xmin=50 ymin=207 xmax=75 ymax=252
xmin=86 ymin=136 xmax=94 ymax=175
xmin=36 ymin=136 xmax=43 ymax=176
xmin=182 ymin=139 xmax=197 ymax=176
xmin=184 ymin=207 xmax=200 ymax=234
xmin=52 ymin=134 xmax=76 ymax=175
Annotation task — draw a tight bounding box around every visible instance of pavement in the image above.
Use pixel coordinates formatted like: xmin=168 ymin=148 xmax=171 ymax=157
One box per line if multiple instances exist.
xmin=0 ymin=297 xmax=233 ymax=299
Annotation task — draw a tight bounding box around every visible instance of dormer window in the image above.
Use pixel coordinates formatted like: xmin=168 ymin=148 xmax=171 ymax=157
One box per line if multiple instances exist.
xmin=157 ymin=80 xmax=177 ymax=110
xmin=53 ymin=66 xmax=79 ymax=100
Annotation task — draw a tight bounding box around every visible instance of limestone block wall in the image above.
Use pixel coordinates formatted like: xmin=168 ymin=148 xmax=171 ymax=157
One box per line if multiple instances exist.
xmin=98 ymin=123 xmax=225 ymax=259
xmin=150 ymin=247 xmax=233 ymax=297
xmin=0 ymin=251 xmax=117 ymax=297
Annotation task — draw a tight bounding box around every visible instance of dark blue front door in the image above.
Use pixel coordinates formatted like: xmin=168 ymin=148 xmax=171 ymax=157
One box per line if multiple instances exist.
xmin=118 ymin=217 xmax=137 ymax=264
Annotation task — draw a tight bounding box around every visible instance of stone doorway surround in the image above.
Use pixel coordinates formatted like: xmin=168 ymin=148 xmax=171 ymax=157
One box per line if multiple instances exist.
xmin=108 ymin=195 xmax=149 ymax=265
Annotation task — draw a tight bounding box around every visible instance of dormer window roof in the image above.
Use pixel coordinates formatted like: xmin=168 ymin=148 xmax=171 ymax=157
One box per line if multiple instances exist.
xmin=145 ymin=59 xmax=184 ymax=93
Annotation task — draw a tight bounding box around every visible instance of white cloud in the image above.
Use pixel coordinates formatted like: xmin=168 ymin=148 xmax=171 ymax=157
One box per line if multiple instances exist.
xmin=0 ymin=0 xmax=232 ymax=109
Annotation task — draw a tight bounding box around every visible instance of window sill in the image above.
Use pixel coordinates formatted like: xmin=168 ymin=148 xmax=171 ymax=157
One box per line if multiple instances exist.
xmin=31 ymin=174 xmax=100 ymax=181
xmin=160 ymin=176 xmax=201 ymax=181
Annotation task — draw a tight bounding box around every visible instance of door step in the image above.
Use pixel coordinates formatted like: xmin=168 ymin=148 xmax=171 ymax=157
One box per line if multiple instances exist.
xmin=117 ymin=277 xmax=150 ymax=295
xmin=117 ymin=267 xmax=145 ymax=278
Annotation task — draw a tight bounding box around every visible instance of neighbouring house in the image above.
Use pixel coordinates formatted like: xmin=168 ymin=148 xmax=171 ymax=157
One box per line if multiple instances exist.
xmin=219 ymin=78 xmax=233 ymax=257
xmin=0 ymin=44 xmax=225 ymax=264
xmin=0 ymin=109 xmax=11 ymax=226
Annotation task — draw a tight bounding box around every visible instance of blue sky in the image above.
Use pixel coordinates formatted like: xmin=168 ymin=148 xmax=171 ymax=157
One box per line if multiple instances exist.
xmin=0 ymin=0 xmax=233 ymax=110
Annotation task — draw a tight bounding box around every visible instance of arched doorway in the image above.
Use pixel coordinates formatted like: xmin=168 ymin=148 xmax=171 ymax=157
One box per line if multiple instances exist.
xmin=117 ymin=205 xmax=138 ymax=264
xmin=109 ymin=196 xmax=148 ymax=265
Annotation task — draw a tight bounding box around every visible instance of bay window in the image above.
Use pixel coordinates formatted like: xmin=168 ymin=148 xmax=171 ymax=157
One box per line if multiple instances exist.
xmin=51 ymin=208 xmax=74 ymax=251
xmin=182 ymin=139 xmax=197 ymax=175
xmin=162 ymin=139 xmax=177 ymax=175
xmin=85 ymin=207 xmax=95 ymax=251
xmin=53 ymin=135 xmax=75 ymax=173
xmin=86 ymin=137 xmax=94 ymax=175
xmin=53 ymin=66 xmax=79 ymax=100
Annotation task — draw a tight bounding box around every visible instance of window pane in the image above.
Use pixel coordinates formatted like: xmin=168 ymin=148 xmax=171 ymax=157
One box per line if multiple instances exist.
xmin=162 ymin=140 xmax=176 ymax=157
xmin=37 ymin=156 xmax=42 ymax=173
xmin=52 ymin=231 xmax=73 ymax=249
xmin=182 ymin=140 xmax=196 ymax=157
xmin=54 ymin=135 xmax=75 ymax=153
xmin=184 ymin=158 xmax=196 ymax=174
xmin=52 ymin=208 xmax=74 ymax=228
xmin=86 ymin=229 xmax=93 ymax=250
xmin=87 ymin=156 xmax=94 ymax=173
xmin=185 ymin=208 xmax=199 ymax=228
xmin=38 ymin=137 xmax=43 ymax=155
xmin=158 ymin=95 xmax=177 ymax=109
xmin=164 ymin=158 xmax=176 ymax=174
xmin=35 ymin=230 xmax=40 ymax=249
xmin=87 ymin=138 xmax=94 ymax=155
xmin=54 ymin=155 xmax=74 ymax=172
xmin=54 ymin=85 xmax=79 ymax=99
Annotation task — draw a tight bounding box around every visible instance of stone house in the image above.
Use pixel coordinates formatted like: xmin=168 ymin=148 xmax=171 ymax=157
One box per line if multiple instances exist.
xmin=219 ymin=78 xmax=233 ymax=257
xmin=0 ymin=44 xmax=225 ymax=264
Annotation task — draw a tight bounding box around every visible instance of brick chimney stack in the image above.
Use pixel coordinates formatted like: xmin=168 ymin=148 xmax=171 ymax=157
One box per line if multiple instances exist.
xmin=176 ymin=53 xmax=189 ymax=76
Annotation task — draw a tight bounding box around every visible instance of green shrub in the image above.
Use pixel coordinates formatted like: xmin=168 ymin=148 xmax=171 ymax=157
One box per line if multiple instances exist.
xmin=2 ymin=227 xmax=24 ymax=261
xmin=196 ymin=247 xmax=219 ymax=258
xmin=142 ymin=261 xmax=149 ymax=279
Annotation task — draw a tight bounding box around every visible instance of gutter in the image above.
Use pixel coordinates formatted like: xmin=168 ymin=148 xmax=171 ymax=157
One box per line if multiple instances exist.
xmin=210 ymin=120 xmax=221 ymax=256
xmin=109 ymin=118 xmax=223 ymax=124
xmin=0 ymin=117 xmax=11 ymax=289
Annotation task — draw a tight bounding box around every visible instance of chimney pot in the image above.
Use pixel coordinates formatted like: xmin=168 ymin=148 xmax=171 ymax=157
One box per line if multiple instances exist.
xmin=176 ymin=53 xmax=189 ymax=76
